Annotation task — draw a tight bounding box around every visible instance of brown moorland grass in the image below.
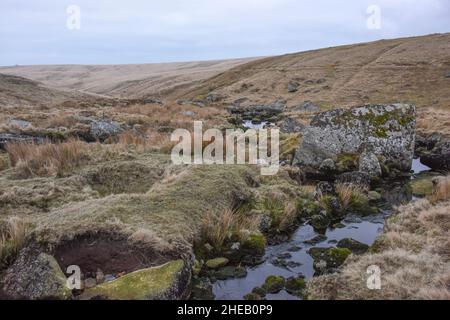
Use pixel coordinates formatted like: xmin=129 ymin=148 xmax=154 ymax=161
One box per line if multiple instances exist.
xmin=6 ymin=139 xmax=91 ymax=177
xmin=0 ymin=216 xmax=29 ymax=269
xmin=429 ymin=175 xmax=450 ymax=204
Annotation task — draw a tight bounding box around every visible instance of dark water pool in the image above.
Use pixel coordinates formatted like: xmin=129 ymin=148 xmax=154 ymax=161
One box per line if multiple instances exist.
xmin=213 ymin=159 xmax=428 ymax=300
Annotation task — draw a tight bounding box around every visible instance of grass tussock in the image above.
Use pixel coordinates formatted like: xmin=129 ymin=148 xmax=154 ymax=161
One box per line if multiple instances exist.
xmin=6 ymin=139 xmax=91 ymax=177
xmin=200 ymin=207 xmax=259 ymax=250
xmin=335 ymin=183 xmax=366 ymax=211
xmin=0 ymin=216 xmax=29 ymax=269
xmin=429 ymin=175 xmax=450 ymax=204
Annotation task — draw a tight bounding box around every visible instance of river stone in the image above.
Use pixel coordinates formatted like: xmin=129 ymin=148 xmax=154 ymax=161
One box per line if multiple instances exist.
xmin=308 ymin=247 xmax=351 ymax=275
xmin=294 ymin=104 xmax=416 ymax=172
xmin=1 ymin=248 xmax=71 ymax=300
xmin=359 ymin=152 xmax=382 ymax=178
xmin=337 ymin=238 xmax=369 ymax=255
xmin=205 ymin=257 xmax=229 ymax=269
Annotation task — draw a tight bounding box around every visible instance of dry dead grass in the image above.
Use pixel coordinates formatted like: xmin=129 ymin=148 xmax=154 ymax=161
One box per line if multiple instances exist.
xmin=201 ymin=207 xmax=259 ymax=250
xmin=0 ymin=216 xmax=29 ymax=269
xmin=335 ymin=183 xmax=367 ymax=211
xmin=429 ymin=175 xmax=450 ymax=204
xmin=417 ymin=108 xmax=450 ymax=137
xmin=6 ymin=139 xmax=91 ymax=178
xmin=307 ymin=198 xmax=450 ymax=300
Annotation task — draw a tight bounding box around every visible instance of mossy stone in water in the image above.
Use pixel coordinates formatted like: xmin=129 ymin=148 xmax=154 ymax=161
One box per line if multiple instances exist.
xmin=205 ymin=257 xmax=229 ymax=270
xmin=262 ymin=275 xmax=286 ymax=294
xmin=285 ymin=276 xmax=306 ymax=296
xmin=242 ymin=233 xmax=266 ymax=256
xmin=83 ymin=260 xmax=184 ymax=300
xmin=244 ymin=292 xmax=263 ymax=300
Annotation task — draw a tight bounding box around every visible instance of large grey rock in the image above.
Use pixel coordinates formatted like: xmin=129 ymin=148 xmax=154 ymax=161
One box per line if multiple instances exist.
xmin=227 ymin=101 xmax=285 ymax=121
xmin=89 ymin=119 xmax=122 ymax=142
xmin=359 ymin=152 xmax=382 ymax=178
xmin=294 ymin=104 xmax=416 ymax=172
xmin=1 ymin=248 xmax=71 ymax=300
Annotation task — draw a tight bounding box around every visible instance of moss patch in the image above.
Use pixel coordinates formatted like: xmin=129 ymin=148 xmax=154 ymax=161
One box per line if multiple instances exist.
xmin=83 ymin=260 xmax=184 ymax=300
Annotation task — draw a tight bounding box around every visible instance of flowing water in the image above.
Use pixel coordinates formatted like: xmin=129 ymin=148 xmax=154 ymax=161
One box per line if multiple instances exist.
xmin=212 ymin=158 xmax=430 ymax=300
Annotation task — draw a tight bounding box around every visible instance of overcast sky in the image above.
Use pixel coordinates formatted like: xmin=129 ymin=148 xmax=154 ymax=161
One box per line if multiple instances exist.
xmin=0 ymin=0 xmax=449 ymax=66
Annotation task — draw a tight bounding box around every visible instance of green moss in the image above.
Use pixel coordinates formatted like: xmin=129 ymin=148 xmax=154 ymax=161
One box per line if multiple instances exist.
xmin=329 ymin=248 xmax=352 ymax=264
xmin=84 ymin=260 xmax=184 ymax=300
xmin=205 ymin=257 xmax=229 ymax=269
xmin=410 ymin=175 xmax=435 ymax=197
xmin=285 ymin=277 xmax=306 ymax=296
xmin=262 ymin=275 xmax=286 ymax=293
xmin=297 ymin=198 xmax=322 ymax=218
xmin=348 ymin=193 xmax=378 ymax=215
xmin=244 ymin=292 xmax=263 ymax=300
xmin=242 ymin=233 xmax=266 ymax=256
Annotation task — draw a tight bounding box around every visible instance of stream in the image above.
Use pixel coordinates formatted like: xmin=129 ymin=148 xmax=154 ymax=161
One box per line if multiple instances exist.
xmin=212 ymin=152 xmax=431 ymax=299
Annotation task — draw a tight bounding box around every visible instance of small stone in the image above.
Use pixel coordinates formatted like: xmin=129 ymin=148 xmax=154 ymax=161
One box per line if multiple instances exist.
xmin=262 ymin=275 xmax=286 ymax=294
xmin=231 ymin=242 xmax=240 ymax=250
xmin=287 ymin=245 xmax=302 ymax=252
xmin=84 ymin=278 xmax=97 ymax=289
xmin=287 ymin=81 xmax=300 ymax=93
xmin=96 ymin=269 xmax=105 ymax=283
xmin=205 ymin=257 xmax=229 ymax=269
xmin=368 ymin=191 xmax=382 ymax=202
xmin=104 ymin=274 xmax=116 ymax=282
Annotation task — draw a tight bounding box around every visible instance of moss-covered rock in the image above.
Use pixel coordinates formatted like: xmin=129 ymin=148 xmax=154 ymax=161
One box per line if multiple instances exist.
xmin=262 ymin=275 xmax=286 ymax=294
xmin=244 ymin=292 xmax=263 ymax=300
xmin=242 ymin=233 xmax=266 ymax=257
xmin=308 ymin=247 xmax=351 ymax=275
xmin=205 ymin=257 xmax=229 ymax=270
xmin=83 ymin=260 xmax=187 ymax=300
xmin=285 ymin=276 xmax=306 ymax=296
xmin=252 ymin=286 xmax=267 ymax=297
xmin=337 ymin=238 xmax=369 ymax=255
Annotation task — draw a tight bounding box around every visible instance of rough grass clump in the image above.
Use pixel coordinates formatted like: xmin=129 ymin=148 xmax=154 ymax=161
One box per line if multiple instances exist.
xmin=6 ymin=139 xmax=91 ymax=177
xmin=0 ymin=216 xmax=29 ymax=270
xmin=261 ymin=193 xmax=300 ymax=232
xmin=335 ymin=183 xmax=367 ymax=211
xmin=429 ymin=175 xmax=450 ymax=204
xmin=200 ymin=207 xmax=259 ymax=250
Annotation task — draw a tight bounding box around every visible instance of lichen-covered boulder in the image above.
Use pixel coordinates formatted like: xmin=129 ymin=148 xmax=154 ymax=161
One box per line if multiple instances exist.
xmin=82 ymin=260 xmax=190 ymax=300
xmin=294 ymin=104 xmax=416 ymax=173
xmin=359 ymin=152 xmax=382 ymax=178
xmin=1 ymin=248 xmax=71 ymax=300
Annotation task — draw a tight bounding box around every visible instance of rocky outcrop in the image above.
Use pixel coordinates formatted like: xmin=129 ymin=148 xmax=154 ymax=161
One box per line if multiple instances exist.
xmin=1 ymin=248 xmax=71 ymax=300
xmin=293 ymin=101 xmax=320 ymax=113
xmin=279 ymin=117 xmax=305 ymax=133
xmin=0 ymin=133 xmax=44 ymax=150
xmin=420 ymin=140 xmax=450 ymax=171
xmin=226 ymin=101 xmax=285 ymax=121
xmin=294 ymin=104 xmax=416 ymax=174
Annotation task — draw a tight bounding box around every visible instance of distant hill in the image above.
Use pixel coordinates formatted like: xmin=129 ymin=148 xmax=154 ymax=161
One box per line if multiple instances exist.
xmin=0 ymin=58 xmax=257 ymax=100
xmin=0 ymin=73 xmax=97 ymax=107
xmin=174 ymin=33 xmax=450 ymax=110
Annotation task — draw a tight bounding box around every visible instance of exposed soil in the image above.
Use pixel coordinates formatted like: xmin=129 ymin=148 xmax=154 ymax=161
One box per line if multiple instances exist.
xmin=53 ymin=232 xmax=179 ymax=278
